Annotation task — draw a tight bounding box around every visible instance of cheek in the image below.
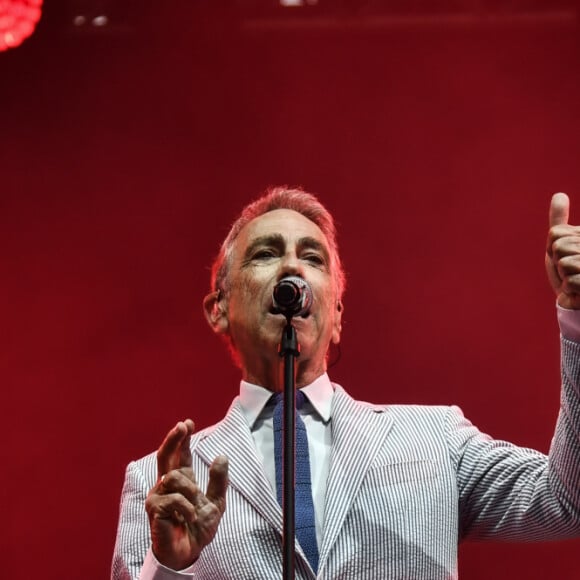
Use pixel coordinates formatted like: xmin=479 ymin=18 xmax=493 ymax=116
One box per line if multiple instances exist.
xmin=316 ymin=291 xmax=341 ymax=336
xmin=315 ymin=281 xmax=338 ymax=311
xmin=228 ymin=277 xmax=269 ymax=322
xmin=230 ymin=275 xmax=263 ymax=301
xmin=238 ymin=267 xmax=275 ymax=290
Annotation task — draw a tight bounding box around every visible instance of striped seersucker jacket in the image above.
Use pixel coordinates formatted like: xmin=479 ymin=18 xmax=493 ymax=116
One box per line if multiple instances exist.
xmin=112 ymin=337 xmax=580 ymax=580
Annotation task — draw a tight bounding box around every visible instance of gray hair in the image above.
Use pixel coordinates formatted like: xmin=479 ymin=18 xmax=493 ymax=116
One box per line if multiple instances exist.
xmin=210 ymin=186 xmax=346 ymax=299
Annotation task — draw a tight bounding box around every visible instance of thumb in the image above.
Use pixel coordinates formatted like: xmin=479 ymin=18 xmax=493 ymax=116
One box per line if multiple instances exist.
xmin=206 ymin=455 xmax=229 ymax=512
xmin=549 ymin=192 xmax=570 ymax=227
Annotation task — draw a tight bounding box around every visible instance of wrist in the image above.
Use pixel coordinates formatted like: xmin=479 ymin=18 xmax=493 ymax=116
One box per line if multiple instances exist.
xmin=152 ymin=546 xmax=199 ymax=571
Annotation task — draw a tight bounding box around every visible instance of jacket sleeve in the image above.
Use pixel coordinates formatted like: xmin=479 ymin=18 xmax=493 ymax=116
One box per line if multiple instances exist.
xmin=112 ymin=452 xmax=207 ymax=580
xmin=450 ymin=336 xmax=580 ymax=541
xmin=111 ymin=460 xmax=154 ymax=580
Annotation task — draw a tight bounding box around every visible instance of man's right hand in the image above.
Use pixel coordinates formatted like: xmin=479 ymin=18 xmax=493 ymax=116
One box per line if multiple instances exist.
xmin=145 ymin=419 xmax=229 ymax=571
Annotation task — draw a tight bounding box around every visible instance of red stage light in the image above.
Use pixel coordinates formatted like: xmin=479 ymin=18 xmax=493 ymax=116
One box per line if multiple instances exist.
xmin=0 ymin=0 xmax=42 ymax=52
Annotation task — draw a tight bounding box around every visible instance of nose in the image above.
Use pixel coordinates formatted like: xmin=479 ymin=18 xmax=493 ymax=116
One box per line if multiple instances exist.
xmin=278 ymin=251 xmax=305 ymax=280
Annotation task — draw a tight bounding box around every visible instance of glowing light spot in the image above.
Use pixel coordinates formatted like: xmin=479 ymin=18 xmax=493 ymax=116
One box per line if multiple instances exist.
xmin=0 ymin=0 xmax=43 ymax=52
xmin=73 ymin=15 xmax=87 ymax=27
xmin=279 ymin=0 xmax=318 ymax=5
xmin=92 ymin=14 xmax=108 ymax=27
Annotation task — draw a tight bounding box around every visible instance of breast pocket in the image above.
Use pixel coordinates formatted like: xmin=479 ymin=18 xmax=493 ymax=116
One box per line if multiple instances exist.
xmin=365 ymin=459 xmax=440 ymax=487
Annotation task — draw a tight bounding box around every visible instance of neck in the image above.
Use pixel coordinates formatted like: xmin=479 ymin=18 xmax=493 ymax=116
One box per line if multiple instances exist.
xmin=242 ymin=358 xmax=326 ymax=392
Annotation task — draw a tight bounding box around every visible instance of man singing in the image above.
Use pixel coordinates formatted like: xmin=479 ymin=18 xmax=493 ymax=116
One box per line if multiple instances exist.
xmin=112 ymin=187 xmax=580 ymax=579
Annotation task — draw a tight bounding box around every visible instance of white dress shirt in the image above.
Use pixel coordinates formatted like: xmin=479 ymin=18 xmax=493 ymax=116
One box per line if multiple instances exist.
xmin=238 ymin=372 xmax=335 ymax=549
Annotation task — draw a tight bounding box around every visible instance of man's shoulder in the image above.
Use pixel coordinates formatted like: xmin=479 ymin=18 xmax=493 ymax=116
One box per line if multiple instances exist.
xmin=333 ymin=382 xmax=459 ymax=420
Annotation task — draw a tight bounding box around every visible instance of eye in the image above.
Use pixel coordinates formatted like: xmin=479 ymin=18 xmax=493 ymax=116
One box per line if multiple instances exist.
xmin=253 ymin=249 xmax=277 ymax=260
xmin=303 ymin=253 xmax=325 ymax=266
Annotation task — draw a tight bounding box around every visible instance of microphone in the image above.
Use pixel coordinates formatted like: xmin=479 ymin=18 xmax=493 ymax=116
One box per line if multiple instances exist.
xmin=272 ymin=276 xmax=313 ymax=318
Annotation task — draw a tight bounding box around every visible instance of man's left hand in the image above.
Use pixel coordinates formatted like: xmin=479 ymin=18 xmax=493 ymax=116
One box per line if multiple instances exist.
xmin=546 ymin=192 xmax=580 ymax=310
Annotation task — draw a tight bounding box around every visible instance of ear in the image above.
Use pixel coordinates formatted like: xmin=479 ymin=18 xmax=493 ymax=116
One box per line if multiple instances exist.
xmin=203 ymin=290 xmax=229 ymax=335
xmin=331 ymin=300 xmax=343 ymax=344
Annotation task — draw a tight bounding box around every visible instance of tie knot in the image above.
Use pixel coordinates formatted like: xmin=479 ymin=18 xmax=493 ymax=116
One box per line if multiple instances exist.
xmin=273 ymin=390 xmax=307 ymax=410
xmin=296 ymin=390 xmax=307 ymax=409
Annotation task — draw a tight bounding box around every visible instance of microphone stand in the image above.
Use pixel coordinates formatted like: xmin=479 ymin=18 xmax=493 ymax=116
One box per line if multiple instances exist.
xmin=278 ymin=315 xmax=300 ymax=580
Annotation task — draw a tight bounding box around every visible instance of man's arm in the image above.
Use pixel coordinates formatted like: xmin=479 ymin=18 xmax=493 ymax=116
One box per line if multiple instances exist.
xmin=452 ymin=193 xmax=580 ymax=540
xmin=111 ymin=421 xmax=229 ymax=579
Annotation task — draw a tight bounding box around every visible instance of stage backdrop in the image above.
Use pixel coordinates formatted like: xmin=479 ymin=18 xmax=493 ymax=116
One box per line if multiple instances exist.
xmin=2 ymin=2 xmax=580 ymax=578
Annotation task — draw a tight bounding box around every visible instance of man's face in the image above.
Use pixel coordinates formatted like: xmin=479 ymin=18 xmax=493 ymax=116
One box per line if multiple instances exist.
xmin=212 ymin=208 xmax=342 ymax=388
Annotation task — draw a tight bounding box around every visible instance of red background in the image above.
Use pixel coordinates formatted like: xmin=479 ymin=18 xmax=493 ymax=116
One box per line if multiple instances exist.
xmin=2 ymin=3 xmax=580 ymax=578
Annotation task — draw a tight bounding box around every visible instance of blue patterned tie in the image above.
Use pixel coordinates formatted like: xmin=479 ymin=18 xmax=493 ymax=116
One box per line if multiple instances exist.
xmin=273 ymin=390 xmax=319 ymax=573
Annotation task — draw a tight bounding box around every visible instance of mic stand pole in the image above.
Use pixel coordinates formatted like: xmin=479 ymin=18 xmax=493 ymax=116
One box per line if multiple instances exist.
xmin=278 ymin=316 xmax=299 ymax=580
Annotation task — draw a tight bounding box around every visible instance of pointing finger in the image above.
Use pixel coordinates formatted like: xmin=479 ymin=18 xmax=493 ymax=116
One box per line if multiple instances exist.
xmin=156 ymin=419 xmax=195 ymax=479
xmin=179 ymin=419 xmax=195 ymax=469
xmin=549 ymin=192 xmax=570 ymax=227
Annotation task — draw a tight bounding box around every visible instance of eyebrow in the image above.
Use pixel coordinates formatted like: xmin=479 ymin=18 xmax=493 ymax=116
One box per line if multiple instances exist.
xmin=298 ymin=236 xmax=330 ymax=262
xmin=243 ymin=234 xmax=285 ymax=262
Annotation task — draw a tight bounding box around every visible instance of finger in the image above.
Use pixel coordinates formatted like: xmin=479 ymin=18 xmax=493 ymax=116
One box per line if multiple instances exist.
xmin=549 ymin=192 xmax=570 ymax=227
xmin=205 ymin=455 xmax=229 ymax=514
xmin=157 ymin=419 xmax=195 ymax=479
xmin=562 ymin=274 xmax=580 ymax=295
xmin=157 ymin=469 xmax=200 ymax=506
xmin=551 ymin=235 xmax=580 ymax=261
xmin=146 ymin=491 xmax=198 ymax=525
xmin=556 ymin=255 xmax=580 ymax=276
xmin=179 ymin=419 xmax=195 ymax=469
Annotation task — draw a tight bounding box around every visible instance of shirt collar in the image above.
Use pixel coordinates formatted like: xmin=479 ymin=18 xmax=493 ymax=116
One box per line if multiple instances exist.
xmin=239 ymin=372 xmax=334 ymax=429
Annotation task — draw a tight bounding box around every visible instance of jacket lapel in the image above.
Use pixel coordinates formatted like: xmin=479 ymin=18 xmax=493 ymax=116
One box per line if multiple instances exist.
xmin=318 ymin=385 xmax=394 ymax=572
xmin=194 ymin=387 xmax=393 ymax=578
xmin=194 ymin=398 xmax=283 ymax=534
